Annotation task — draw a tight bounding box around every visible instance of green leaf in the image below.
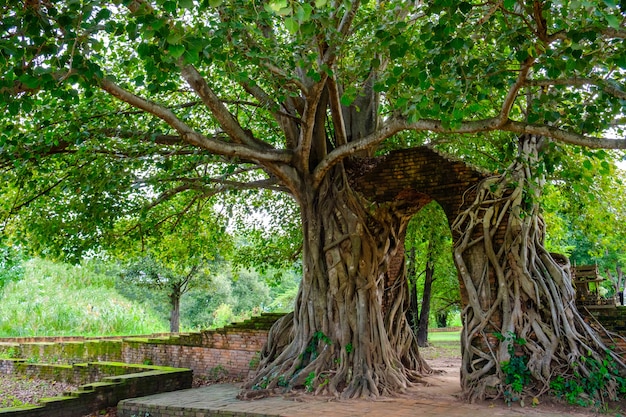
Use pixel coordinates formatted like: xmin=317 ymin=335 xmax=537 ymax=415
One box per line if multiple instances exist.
xmin=179 ymin=0 xmax=194 ymax=9
xmin=276 ymin=6 xmax=292 ymax=16
xmin=295 ymin=4 xmax=313 ymax=22
xmin=315 ymin=0 xmax=327 ymax=7
xmin=167 ymin=31 xmax=183 ymax=44
xmin=208 ymin=0 xmax=223 ymax=6
xmin=605 ymin=14 xmax=621 ymax=30
xmin=18 ymin=74 xmax=40 ymax=89
xmin=284 ymin=17 xmax=298 ymax=34
xmin=582 ymin=159 xmax=593 ymax=170
xmin=168 ymin=44 xmax=186 ymax=58
xmin=163 ymin=1 xmax=177 ymax=13
xmin=503 ymin=0 xmax=516 ymax=10
xmin=268 ymin=0 xmax=288 ymax=13
xmin=340 ymin=86 xmax=357 ymax=106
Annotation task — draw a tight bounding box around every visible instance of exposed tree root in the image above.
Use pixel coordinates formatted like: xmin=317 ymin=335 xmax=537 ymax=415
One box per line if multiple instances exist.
xmin=242 ymin=166 xmax=430 ymax=398
xmin=452 ymin=135 xmax=626 ymax=403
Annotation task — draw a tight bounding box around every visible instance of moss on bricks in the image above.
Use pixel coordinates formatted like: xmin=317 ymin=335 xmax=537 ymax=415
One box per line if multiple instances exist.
xmin=0 ymin=404 xmax=41 ymax=414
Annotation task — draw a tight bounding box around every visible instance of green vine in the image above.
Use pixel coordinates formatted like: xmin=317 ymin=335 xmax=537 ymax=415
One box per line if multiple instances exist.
xmin=550 ymin=350 xmax=626 ymax=410
xmin=495 ymin=331 xmax=532 ymax=405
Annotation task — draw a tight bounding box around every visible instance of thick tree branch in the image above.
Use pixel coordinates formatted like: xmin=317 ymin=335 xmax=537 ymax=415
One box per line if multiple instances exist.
xmin=526 ymin=78 xmax=626 ymax=100
xmin=179 ymin=64 xmax=268 ymax=150
xmin=297 ymin=77 xmax=329 ymax=173
xmin=238 ymin=78 xmax=301 ymax=148
xmin=322 ymin=0 xmax=360 ymax=67
xmin=499 ymin=58 xmax=535 ymax=126
xmin=503 ymin=120 xmax=626 ymax=148
xmin=314 ymin=116 xmax=626 ymax=186
xmin=261 ymin=62 xmax=309 ymax=93
xmin=144 ymin=178 xmax=286 ymax=211
xmin=327 ymin=76 xmax=348 ymax=147
xmin=100 ymin=78 xmax=292 ymax=164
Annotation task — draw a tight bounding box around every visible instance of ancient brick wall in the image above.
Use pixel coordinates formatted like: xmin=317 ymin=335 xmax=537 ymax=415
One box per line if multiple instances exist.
xmin=0 ymin=313 xmax=283 ymax=379
xmin=121 ymin=328 xmax=270 ymax=378
xmin=353 ymin=146 xmax=487 ymax=223
xmin=353 ymin=146 xmax=491 ymax=312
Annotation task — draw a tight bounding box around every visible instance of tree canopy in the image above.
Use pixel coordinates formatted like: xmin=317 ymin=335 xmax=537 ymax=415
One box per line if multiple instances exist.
xmin=2 ymin=1 xmax=625 ymax=233
xmin=2 ymin=0 xmax=626 ymax=401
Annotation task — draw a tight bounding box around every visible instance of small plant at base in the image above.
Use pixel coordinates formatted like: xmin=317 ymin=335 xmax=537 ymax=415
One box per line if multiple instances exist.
xmin=495 ymin=331 xmax=531 ymax=405
xmin=249 ymin=351 xmax=261 ymax=370
xmin=277 ymin=374 xmax=289 ymax=387
xmin=550 ymin=350 xmax=626 ymax=410
xmin=345 ymin=343 xmax=353 ymax=354
xmin=305 ymin=371 xmax=316 ymax=392
xmin=252 ymin=376 xmax=269 ymax=390
xmin=304 ymin=331 xmax=332 ymax=361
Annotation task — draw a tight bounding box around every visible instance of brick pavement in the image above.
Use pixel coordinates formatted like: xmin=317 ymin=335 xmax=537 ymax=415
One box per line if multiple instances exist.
xmin=117 ymin=383 xmax=598 ymax=417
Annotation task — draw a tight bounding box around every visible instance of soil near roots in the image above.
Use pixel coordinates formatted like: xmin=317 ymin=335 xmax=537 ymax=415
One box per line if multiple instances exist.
xmin=401 ymin=357 xmax=625 ymax=417
xmin=2 ymin=358 xmax=623 ymax=416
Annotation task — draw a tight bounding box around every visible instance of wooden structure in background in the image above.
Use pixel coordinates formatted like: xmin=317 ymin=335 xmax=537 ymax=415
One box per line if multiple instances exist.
xmin=573 ymin=264 xmax=617 ymax=306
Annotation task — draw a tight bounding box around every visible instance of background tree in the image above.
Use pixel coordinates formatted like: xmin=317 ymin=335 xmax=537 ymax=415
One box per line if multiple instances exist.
xmin=115 ymin=200 xmax=231 ymax=333
xmin=543 ymin=153 xmax=626 ymax=297
xmin=405 ymin=202 xmax=458 ymax=347
xmin=2 ymin=0 xmax=625 ymax=400
xmin=119 ymin=255 xmax=205 ymax=332
xmin=0 ymin=245 xmax=25 ymax=293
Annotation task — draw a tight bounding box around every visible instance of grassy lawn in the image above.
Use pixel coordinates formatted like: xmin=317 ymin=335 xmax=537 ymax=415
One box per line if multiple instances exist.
xmin=428 ymin=331 xmax=461 ymax=343
xmin=420 ymin=330 xmax=461 ymax=360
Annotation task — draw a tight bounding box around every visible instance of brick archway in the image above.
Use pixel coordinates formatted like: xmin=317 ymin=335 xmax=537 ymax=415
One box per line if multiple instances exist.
xmin=353 ymin=146 xmax=488 ymax=225
xmin=352 ymin=146 xmax=490 ymax=318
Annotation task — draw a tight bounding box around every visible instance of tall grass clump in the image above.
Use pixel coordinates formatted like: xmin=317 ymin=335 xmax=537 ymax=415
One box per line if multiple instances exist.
xmin=0 ymin=258 xmax=167 ymax=336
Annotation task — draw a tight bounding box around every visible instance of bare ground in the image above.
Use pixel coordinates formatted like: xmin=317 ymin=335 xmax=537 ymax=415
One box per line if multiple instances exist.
xmin=2 ymin=346 xmax=623 ymax=417
xmin=416 ymin=356 xmax=625 ymax=417
xmin=0 ymin=374 xmax=77 ymax=407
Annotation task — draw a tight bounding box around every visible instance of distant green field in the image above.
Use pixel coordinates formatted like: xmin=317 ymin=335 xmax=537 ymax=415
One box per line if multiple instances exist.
xmin=421 ymin=330 xmax=461 ymax=360
xmin=428 ymin=331 xmax=461 ymax=343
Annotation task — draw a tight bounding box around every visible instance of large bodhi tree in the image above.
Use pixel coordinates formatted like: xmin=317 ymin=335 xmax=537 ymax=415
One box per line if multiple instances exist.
xmin=2 ymin=0 xmax=626 ymax=400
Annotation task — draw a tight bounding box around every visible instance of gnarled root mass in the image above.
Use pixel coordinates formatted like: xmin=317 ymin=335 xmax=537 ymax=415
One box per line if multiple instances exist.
xmin=241 ymin=167 xmax=430 ymax=399
xmin=452 ymin=136 xmax=626 ymax=403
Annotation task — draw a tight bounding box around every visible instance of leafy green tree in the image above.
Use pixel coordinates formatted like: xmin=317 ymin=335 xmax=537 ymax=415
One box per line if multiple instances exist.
xmin=406 ymin=202 xmax=459 ymax=347
xmin=0 ymin=245 xmax=25 ymax=293
xmin=116 ymin=202 xmax=231 ymax=332
xmin=543 ymin=156 xmax=626 ymax=298
xmin=119 ymin=255 xmax=204 ymax=332
xmin=1 ymin=0 xmax=625 ymax=400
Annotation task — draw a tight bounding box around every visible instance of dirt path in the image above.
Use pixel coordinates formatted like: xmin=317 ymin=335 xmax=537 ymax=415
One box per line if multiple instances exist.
xmin=423 ymin=358 xmax=624 ymax=416
xmin=3 ymin=358 xmax=623 ymax=416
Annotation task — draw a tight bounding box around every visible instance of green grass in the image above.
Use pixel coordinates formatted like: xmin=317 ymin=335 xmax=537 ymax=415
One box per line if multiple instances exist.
xmin=421 ymin=330 xmax=462 ymax=360
xmin=0 ymin=258 xmax=167 ymax=337
xmin=428 ymin=331 xmax=461 ymax=343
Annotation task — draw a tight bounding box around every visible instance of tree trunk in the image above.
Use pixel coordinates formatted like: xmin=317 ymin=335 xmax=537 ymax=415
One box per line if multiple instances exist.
xmin=406 ymin=246 xmax=419 ymax=335
xmin=169 ymin=291 xmax=181 ymax=333
xmin=243 ymin=165 xmax=430 ymax=398
xmin=417 ymin=242 xmax=435 ymax=347
xmin=435 ymin=311 xmax=448 ymax=328
xmin=452 ymin=134 xmax=626 ymax=402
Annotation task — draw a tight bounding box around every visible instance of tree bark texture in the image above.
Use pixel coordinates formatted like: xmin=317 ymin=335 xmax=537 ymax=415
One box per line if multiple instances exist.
xmin=169 ymin=291 xmax=181 ymax=333
xmin=406 ymin=246 xmax=419 ymax=335
xmin=452 ymin=135 xmax=626 ymax=402
xmin=417 ymin=243 xmax=435 ymax=348
xmin=243 ymin=165 xmax=431 ymax=398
